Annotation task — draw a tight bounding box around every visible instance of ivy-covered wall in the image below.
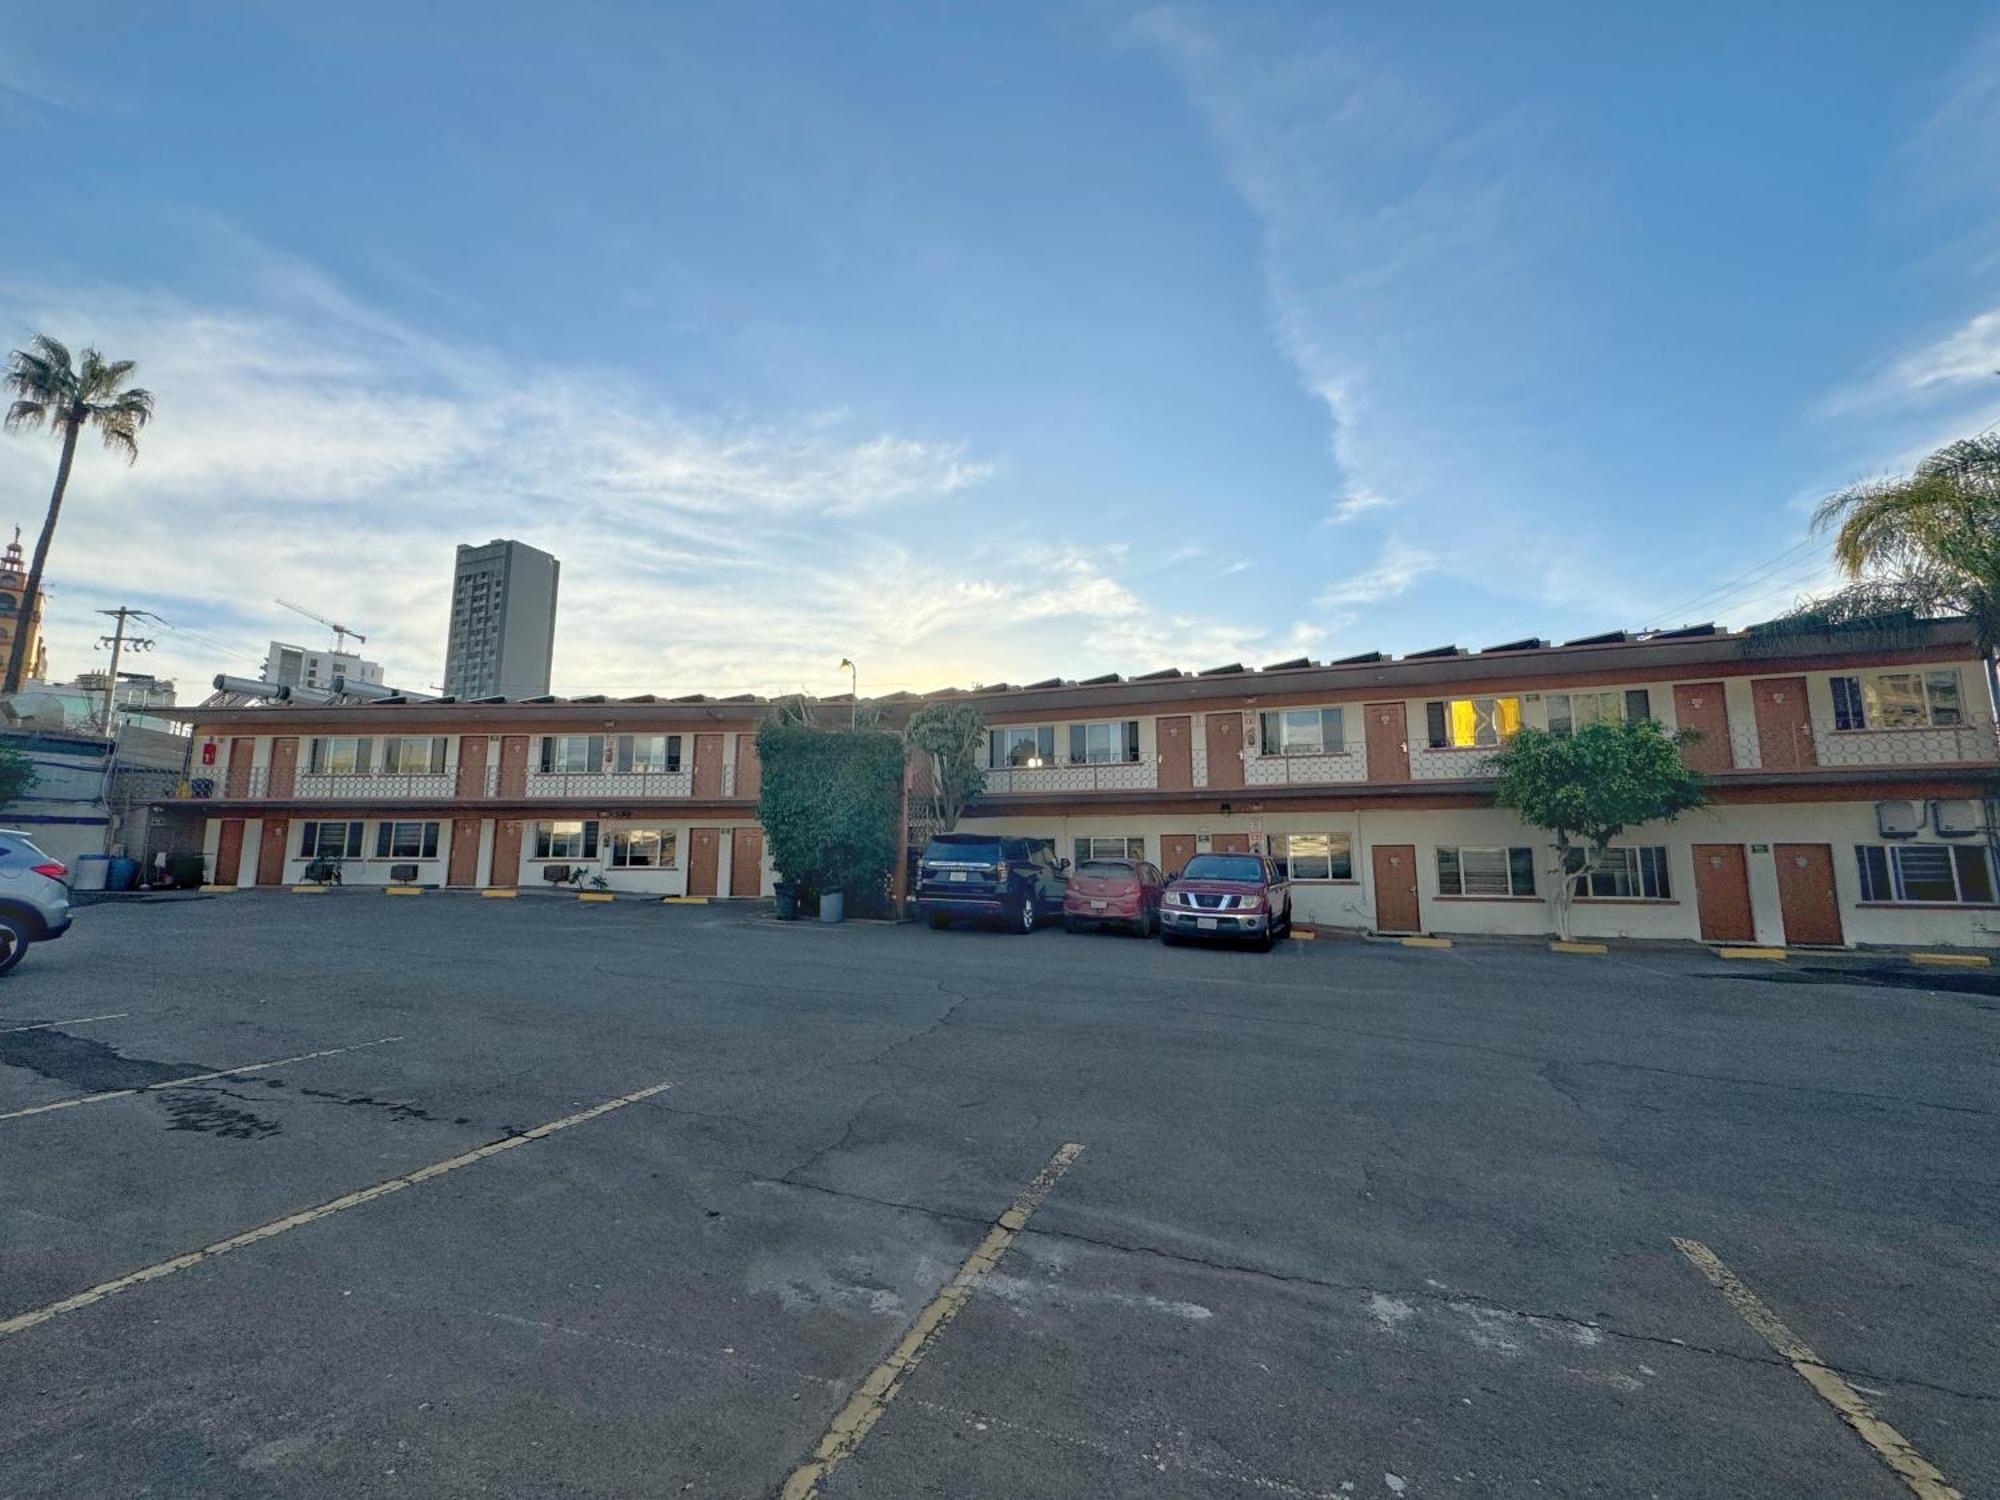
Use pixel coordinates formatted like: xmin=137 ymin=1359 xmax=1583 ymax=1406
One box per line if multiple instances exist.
xmin=755 ymin=721 xmax=905 ymax=912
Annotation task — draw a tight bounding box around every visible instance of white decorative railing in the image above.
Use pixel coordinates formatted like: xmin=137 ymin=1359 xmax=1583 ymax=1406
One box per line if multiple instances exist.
xmin=1409 ymin=744 xmax=1504 ymax=780
xmin=1244 ymin=749 xmax=1368 ymax=785
xmin=982 ymin=757 xmax=1161 ymax=795
xmin=524 ymin=770 xmax=695 ymax=799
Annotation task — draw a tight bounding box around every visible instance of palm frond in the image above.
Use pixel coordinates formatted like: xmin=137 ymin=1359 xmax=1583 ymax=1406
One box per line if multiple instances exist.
xmin=5 ymin=347 xmax=69 ymax=404
xmin=100 ymin=386 xmax=154 ymax=424
xmin=25 ymin=334 xmax=72 ymax=375
xmin=4 ymin=398 xmax=48 ymax=432
xmin=94 ymin=411 xmax=142 ymax=463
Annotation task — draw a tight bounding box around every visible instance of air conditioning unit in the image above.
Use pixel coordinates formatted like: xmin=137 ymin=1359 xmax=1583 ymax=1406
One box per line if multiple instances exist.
xmin=542 ymin=864 xmax=572 ymax=884
xmin=1931 ymin=799 xmax=1985 ymax=838
xmin=1875 ymin=800 xmax=1921 ymax=839
xmin=390 ymin=863 xmax=420 ymax=883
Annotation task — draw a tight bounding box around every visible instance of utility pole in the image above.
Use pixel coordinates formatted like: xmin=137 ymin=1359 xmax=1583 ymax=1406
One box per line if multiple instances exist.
xmin=94 ymin=607 xmax=159 ymax=734
xmin=839 ymin=657 xmax=857 ymax=729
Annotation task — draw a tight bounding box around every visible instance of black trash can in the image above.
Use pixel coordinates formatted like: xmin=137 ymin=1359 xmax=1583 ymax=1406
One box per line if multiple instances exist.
xmin=773 ymin=881 xmax=799 ymax=920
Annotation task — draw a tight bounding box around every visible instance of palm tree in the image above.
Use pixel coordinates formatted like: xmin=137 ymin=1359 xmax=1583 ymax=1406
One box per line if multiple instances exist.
xmin=2 ymin=336 xmax=155 ymax=692
xmin=1799 ymin=433 xmax=2000 ymax=652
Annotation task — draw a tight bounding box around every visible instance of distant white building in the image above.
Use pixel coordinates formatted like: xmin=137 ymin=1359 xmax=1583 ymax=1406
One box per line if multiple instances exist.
xmin=264 ymin=641 xmax=384 ymax=694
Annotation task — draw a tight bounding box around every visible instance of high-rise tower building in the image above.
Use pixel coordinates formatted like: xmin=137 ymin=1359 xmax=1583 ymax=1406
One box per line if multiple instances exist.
xmin=442 ymin=539 xmax=560 ymax=700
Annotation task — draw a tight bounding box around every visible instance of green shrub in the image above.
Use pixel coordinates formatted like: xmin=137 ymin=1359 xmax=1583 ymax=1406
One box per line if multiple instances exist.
xmin=756 ymin=721 xmax=905 ymax=915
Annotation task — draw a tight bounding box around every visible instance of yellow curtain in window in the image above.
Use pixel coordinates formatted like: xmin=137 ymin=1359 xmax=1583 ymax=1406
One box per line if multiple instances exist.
xmin=1450 ymin=699 xmax=1479 ymax=747
xmin=1497 ymin=697 xmax=1522 ymax=738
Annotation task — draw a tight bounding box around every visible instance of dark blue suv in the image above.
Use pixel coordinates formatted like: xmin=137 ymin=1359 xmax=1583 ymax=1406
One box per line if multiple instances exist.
xmin=917 ymin=833 xmax=1068 ymax=934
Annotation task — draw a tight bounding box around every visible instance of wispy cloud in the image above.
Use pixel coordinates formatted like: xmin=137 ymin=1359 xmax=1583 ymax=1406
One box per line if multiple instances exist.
xmin=1327 ymin=486 xmax=1395 ymax=525
xmin=1315 ymin=537 xmax=1437 ymax=608
xmin=0 ymin=242 xmax=1322 ymax=699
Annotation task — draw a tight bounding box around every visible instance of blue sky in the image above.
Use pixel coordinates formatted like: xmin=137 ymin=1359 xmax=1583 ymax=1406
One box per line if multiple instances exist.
xmin=2 ymin=2 xmax=1998 ymax=698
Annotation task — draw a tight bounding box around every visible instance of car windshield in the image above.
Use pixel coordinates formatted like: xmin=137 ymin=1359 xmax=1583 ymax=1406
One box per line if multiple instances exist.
xmin=1179 ymin=854 xmax=1263 ymax=881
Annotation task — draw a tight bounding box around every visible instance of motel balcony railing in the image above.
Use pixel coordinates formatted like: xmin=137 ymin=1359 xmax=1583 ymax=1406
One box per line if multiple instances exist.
xmin=1243 ymin=749 xmax=1371 ymax=785
xmin=178 ymin=763 xmax=738 ymax=802
xmin=1703 ymin=718 xmax=2000 ymax=772
xmin=981 ymin=756 xmax=1162 ymax=795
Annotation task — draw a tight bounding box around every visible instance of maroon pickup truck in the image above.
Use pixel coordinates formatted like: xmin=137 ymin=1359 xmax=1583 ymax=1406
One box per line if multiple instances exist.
xmin=1158 ymin=852 xmax=1292 ymax=950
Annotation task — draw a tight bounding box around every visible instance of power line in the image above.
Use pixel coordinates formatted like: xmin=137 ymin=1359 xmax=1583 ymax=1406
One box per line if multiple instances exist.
xmin=1654 ymin=534 xmax=1827 ymax=624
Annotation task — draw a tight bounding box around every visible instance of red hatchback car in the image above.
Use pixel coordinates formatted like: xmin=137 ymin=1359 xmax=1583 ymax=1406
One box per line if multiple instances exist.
xmin=1063 ymin=857 xmax=1167 ymax=936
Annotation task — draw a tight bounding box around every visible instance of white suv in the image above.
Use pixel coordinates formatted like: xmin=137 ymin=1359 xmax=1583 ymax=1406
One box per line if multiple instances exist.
xmin=0 ymin=832 xmax=73 ymax=977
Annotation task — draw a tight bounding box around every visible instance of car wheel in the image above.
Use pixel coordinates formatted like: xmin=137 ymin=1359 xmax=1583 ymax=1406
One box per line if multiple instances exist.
xmin=1256 ymin=929 xmax=1275 ymax=953
xmin=0 ymin=913 xmax=32 ymax=976
xmin=1013 ymin=898 xmax=1036 ymax=935
xmin=927 ymin=912 xmax=950 ymax=930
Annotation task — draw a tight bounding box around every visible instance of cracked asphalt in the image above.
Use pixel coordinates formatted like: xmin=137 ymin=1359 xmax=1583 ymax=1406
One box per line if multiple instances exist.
xmin=0 ymin=892 xmax=1994 ymax=1498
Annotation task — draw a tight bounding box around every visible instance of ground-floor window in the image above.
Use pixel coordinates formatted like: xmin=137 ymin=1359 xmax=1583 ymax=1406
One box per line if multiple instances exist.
xmin=1437 ymin=845 xmax=1537 ymax=897
xmin=1569 ymin=845 xmax=1671 ymax=899
xmin=375 ymin=821 xmax=441 ymax=859
xmin=1855 ymin=843 xmax=1996 ymax=904
xmin=533 ymin=820 xmax=599 ymax=860
xmin=610 ymin=829 xmax=678 ymax=868
xmin=1073 ymin=835 xmax=1144 ymax=863
xmin=1273 ymin=833 xmax=1354 ymax=881
xmin=299 ymin=820 xmax=364 ymax=858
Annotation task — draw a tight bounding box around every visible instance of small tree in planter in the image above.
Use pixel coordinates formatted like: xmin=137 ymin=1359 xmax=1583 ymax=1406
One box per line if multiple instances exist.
xmin=756 ymin=720 xmax=904 ymax=916
xmin=1492 ymin=718 xmax=1706 ymax=941
xmin=905 ymin=700 xmax=987 ymax=834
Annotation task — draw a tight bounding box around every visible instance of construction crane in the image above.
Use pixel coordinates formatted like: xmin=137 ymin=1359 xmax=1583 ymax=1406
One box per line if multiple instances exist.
xmin=275 ymin=598 xmax=368 ymax=654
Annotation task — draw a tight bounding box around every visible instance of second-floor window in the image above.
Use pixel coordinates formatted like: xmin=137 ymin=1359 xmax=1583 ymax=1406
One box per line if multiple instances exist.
xmin=1426 ymin=697 xmax=1522 ymax=750
xmin=1547 ymin=689 xmax=1651 ymax=735
xmin=540 ymin=735 xmax=606 ymax=774
xmin=615 ymin=734 xmax=682 ymax=773
xmin=990 ymin=726 xmax=1055 ymax=767
xmin=1068 ymin=721 xmax=1140 ymax=763
xmin=1258 ymin=708 xmax=1344 ymax=755
xmin=382 ymin=736 xmax=447 ymax=774
xmin=1831 ymin=671 xmax=1963 ymax=730
xmin=308 ymin=737 xmax=371 ymax=775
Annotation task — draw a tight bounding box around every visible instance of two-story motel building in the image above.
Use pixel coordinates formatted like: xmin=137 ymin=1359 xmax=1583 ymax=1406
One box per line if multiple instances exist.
xmin=167 ymin=616 xmax=2000 ymax=948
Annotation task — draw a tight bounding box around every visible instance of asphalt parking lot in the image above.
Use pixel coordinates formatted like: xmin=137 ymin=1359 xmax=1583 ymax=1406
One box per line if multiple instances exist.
xmin=0 ymin=894 xmax=1994 ymax=1499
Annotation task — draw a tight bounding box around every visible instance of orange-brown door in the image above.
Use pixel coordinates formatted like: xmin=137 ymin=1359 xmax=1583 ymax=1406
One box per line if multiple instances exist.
xmin=1672 ymin=683 xmax=1734 ymax=771
xmin=1371 ymin=843 xmax=1421 ymax=932
xmin=734 ymin=734 xmax=762 ymax=801
xmin=1204 ymin=713 xmax=1244 ymax=789
xmin=456 ymin=736 xmax=490 ymax=798
xmin=1692 ymin=843 xmax=1755 ymax=942
xmin=255 ymin=817 xmax=289 ymax=886
xmin=1774 ymin=843 xmax=1843 ymax=946
xmin=1160 ymin=833 xmax=1196 ymax=876
xmin=1752 ymin=677 xmax=1815 ymax=769
xmin=1158 ymin=716 xmax=1193 ymax=792
xmin=497 ymin=736 xmax=530 ymax=797
xmin=693 ymin=734 xmax=726 ymax=799
xmin=730 ymin=826 xmax=763 ymax=896
xmin=1364 ymin=703 xmax=1410 ymax=782
xmin=1210 ymin=833 xmax=1252 ymax=854
xmin=268 ymin=738 xmax=299 ymax=798
xmin=214 ymin=818 xmax=246 ymax=885
xmin=488 ymin=819 xmax=523 ymax=888
xmin=224 ymin=738 xmax=255 ymax=797
xmin=448 ymin=816 xmax=483 ymax=886
xmin=688 ymin=827 xmax=721 ymax=895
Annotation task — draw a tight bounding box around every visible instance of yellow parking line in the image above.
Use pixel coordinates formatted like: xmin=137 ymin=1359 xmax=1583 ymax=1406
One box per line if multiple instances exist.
xmin=1671 ymin=1238 xmax=1962 ymax=1500
xmin=578 ymin=891 xmax=615 ymax=903
xmin=1400 ymin=935 xmax=1451 ymax=949
xmin=1910 ymin=952 xmax=1989 ymax=968
xmin=1717 ymin=946 xmax=1786 ymax=961
xmin=1550 ymin=940 xmax=1608 ymax=955
xmin=0 ymin=1037 xmax=402 ymax=1124
xmin=384 ymin=886 xmax=425 ymax=896
xmin=289 ymin=884 xmax=332 ymax=894
xmin=781 ymin=1141 xmax=1086 ymax=1500
xmin=199 ymin=884 xmax=236 ymax=892
xmin=661 ymin=895 xmax=709 ymax=905
xmin=0 ymin=1079 xmax=674 ymax=1341
xmin=480 ymin=888 xmax=518 ymax=898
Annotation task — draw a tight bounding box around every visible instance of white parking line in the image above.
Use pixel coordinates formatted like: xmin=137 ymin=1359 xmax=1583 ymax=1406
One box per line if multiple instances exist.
xmin=0 ymin=1078 xmax=673 ymax=1339
xmin=0 ymin=1012 xmax=129 ymax=1035
xmin=0 ymin=1036 xmax=403 ymax=1123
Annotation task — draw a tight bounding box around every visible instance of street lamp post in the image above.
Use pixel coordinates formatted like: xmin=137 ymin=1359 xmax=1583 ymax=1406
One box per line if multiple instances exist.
xmin=838 ymin=658 xmax=857 ymax=728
